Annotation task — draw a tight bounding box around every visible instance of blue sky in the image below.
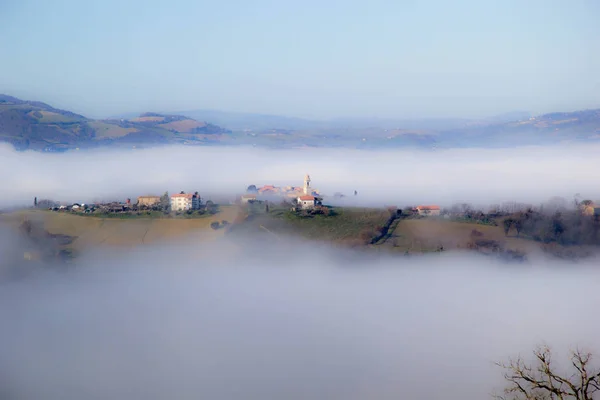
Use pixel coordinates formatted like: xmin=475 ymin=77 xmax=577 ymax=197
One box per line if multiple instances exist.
xmin=1 ymin=0 xmax=598 ymax=119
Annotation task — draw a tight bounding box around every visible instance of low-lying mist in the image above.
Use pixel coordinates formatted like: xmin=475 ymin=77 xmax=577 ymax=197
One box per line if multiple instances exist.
xmin=1 ymin=143 xmax=599 ymax=208
xmin=1 ymin=235 xmax=599 ymax=400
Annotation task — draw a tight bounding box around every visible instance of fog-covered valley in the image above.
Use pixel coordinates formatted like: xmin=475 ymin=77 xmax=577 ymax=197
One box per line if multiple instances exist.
xmin=1 ymin=235 xmax=599 ymax=400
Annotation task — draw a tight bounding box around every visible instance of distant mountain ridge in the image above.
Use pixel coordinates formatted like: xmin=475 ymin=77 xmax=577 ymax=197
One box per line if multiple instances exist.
xmin=2 ymin=94 xmax=599 ymax=151
xmin=169 ymin=109 xmax=530 ymax=131
xmin=0 ymin=95 xmax=231 ymax=151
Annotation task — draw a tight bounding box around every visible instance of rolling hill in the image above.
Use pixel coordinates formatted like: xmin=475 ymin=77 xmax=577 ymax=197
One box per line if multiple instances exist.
xmin=2 ymin=94 xmax=600 ymax=151
xmin=0 ymin=95 xmax=231 ymax=151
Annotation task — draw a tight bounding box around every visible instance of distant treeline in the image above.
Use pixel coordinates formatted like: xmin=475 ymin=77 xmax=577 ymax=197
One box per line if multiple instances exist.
xmin=503 ymin=209 xmax=599 ymax=246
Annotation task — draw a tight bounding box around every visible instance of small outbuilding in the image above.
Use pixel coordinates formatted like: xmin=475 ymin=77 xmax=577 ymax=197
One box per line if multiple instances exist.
xmin=415 ymin=205 xmax=441 ymax=216
xmin=297 ymin=195 xmax=322 ymax=210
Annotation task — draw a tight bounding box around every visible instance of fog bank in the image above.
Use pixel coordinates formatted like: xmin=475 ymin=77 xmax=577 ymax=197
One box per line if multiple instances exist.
xmin=1 ymin=238 xmax=599 ymax=399
xmin=1 ymin=143 xmax=599 ymax=208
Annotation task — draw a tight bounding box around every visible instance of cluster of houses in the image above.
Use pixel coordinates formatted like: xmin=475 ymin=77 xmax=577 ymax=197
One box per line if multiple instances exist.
xmin=238 ymin=174 xmax=443 ymax=214
xmin=42 ymin=191 xmax=205 ymax=214
xmin=137 ymin=192 xmax=202 ymax=211
xmin=240 ymin=174 xmax=324 ymax=210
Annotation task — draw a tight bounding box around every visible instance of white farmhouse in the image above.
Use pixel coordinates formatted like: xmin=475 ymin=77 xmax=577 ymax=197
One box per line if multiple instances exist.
xmin=240 ymin=194 xmax=257 ymax=204
xmin=297 ymin=195 xmax=318 ymax=210
xmin=170 ymin=193 xmax=201 ymax=211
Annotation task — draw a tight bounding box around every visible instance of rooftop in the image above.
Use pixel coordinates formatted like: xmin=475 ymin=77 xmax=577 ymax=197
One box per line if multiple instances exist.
xmin=416 ymin=205 xmax=440 ymax=210
xmin=171 ymin=193 xmax=195 ymax=199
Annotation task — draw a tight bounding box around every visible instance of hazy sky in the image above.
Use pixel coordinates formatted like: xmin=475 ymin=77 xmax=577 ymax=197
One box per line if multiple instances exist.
xmin=1 ymin=0 xmax=599 ymax=119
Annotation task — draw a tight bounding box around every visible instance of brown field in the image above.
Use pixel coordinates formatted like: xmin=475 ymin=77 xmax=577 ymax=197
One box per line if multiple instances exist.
xmin=386 ymin=218 xmax=540 ymax=253
xmin=89 ymin=121 xmax=139 ymax=138
xmin=1 ymin=206 xmax=240 ymax=251
xmin=158 ymin=119 xmax=206 ymax=133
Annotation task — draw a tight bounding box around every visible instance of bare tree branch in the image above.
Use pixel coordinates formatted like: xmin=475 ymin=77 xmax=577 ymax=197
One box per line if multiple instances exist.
xmin=496 ymin=345 xmax=600 ymax=400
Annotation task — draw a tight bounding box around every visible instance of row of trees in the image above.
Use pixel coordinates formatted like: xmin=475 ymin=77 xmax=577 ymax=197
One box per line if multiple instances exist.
xmin=503 ymin=209 xmax=599 ymax=245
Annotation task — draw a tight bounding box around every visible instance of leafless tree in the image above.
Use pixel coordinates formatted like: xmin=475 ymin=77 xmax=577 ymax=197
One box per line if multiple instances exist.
xmin=495 ymin=345 xmax=600 ymax=400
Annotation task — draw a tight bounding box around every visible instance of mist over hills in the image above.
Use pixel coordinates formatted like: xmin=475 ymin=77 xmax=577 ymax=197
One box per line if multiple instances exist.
xmin=2 ymin=94 xmax=600 ymax=151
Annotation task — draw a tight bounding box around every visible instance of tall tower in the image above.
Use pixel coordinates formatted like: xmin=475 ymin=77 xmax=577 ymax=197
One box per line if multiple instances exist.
xmin=303 ymin=174 xmax=311 ymax=195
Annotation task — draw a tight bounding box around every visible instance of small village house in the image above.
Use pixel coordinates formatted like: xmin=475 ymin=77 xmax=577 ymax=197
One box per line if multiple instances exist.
xmin=415 ymin=205 xmax=441 ymax=216
xmin=137 ymin=195 xmax=161 ymax=207
xmin=578 ymin=201 xmax=598 ymax=217
xmin=170 ymin=192 xmax=201 ymax=211
xmin=240 ymin=194 xmax=257 ymax=204
xmin=297 ymin=195 xmax=322 ymax=210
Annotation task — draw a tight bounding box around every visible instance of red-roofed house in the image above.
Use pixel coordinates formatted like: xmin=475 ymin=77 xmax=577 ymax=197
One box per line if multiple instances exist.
xmin=297 ymin=195 xmax=322 ymax=210
xmin=415 ymin=205 xmax=441 ymax=216
xmin=258 ymin=185 xmax=279 ymax=195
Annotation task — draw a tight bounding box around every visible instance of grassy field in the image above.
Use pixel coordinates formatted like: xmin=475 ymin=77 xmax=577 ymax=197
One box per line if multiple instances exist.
xmin=231 ymin=207 xmax=391 ymax=244
xmin=80 ymin=210 xmax=217 ymax=219
xmin=0 ymin=206 xmax=240 ymax=250
xmin=245 ymin=209 xmax=537 ymax=253
xmin=88 ymin=121 xmax=138 ymax=139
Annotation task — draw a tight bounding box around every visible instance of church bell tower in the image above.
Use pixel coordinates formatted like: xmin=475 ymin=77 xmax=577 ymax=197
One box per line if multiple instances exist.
xmin=303 ymin=174 xmax=311 ymax=195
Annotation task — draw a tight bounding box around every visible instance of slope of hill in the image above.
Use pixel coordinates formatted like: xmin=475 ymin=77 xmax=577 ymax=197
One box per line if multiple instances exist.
xmin=0 ymin=207 xmax=239 ymax=252
xmin=184 ymin=108 xmax=600 ymax=149
xmin=2 ymin=207 xmax=596 ymax=265
xmin=2 ymin=94 xmax=600 ymax=151
xmin=0 ymin=95 xmax=231 ymax=151
xmin=175 ymin=110 xmax=528 ymax=131
xmin=438 ymin=109 xmax=600 ymax=148
xmin=174 ymin=109 xmax=326 ymax=131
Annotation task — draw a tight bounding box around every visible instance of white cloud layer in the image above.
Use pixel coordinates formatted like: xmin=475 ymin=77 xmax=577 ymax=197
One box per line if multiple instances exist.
xmin=1 ymin=143 xmax=599 ymax=209
xmin=1 ymin=236 xmax=599 ymax=400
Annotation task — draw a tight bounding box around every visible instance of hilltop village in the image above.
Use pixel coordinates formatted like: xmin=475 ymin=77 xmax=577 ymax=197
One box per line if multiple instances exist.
xmin=29 ymin=174 xmax=600 ymax=227
xmin=241 ymin=174 xmax=325 ymax=211
xmin=9 ymin=178 xmax=600 ymax=265
xmin=31 ymin=172 xmax=449 ymax=217
xmin=32 ymin=174 xmax=339 ymax=214
xmin=33 ymin=174 xmax=331 ymax=215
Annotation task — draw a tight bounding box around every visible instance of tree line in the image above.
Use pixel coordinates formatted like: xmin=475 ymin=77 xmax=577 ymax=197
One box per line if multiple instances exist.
xmin=503 ymin=208 xmax=599 ymax=245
